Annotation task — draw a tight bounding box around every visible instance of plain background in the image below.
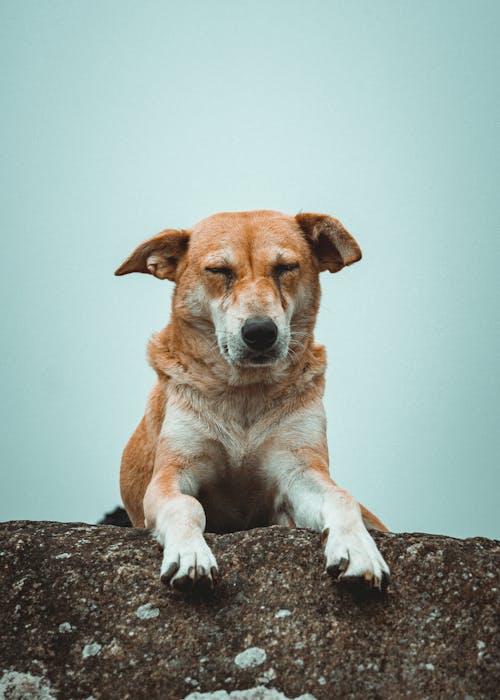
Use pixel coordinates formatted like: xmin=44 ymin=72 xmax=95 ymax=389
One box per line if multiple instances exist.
xmin=1 ymin=1 xmax=499 ymax=539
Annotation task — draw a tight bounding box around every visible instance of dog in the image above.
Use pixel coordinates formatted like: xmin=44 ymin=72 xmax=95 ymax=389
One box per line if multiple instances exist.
xmin=115 ymin=210 xmax=390 ymax=593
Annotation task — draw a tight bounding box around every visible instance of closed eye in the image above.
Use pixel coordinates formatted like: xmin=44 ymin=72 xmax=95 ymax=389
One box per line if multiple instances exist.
xmin=205 ymin=266 xmax=233 ymax=278
xmin=275 ymin=262 xmax=299 ymax=275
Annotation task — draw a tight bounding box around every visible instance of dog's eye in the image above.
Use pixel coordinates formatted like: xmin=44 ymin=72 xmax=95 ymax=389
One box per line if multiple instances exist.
xmin=275 ymin=262 xmax=299 ymax=275
xmin=205 ymin=266 xmax=233 ymax=279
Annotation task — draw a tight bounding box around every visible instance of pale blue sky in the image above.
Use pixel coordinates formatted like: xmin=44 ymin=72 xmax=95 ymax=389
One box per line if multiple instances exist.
xmin=1 ymin=1 xmax=499 ymax=538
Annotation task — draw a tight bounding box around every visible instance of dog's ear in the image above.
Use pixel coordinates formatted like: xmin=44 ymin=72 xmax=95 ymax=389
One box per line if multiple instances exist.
xmin=295 ymin=213 xmax=362 ymax=273
xmin=114 ymin=229 xmax=190 ymax=281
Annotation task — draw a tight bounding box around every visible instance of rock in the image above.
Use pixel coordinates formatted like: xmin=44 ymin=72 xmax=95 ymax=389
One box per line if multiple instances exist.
xmin=135 ymin=603 xmax=160 ymax=620
xmin=0 ymin=521 xmax=499 ymax=699
xmin=274 ymin=611 xmax=292 ymax=619
xmin=234 ymin=648 xmax=267 ymax=670
xmin=184 ymin=688 xmax=317 ymax=699
xmin=0 ymin=670 xmax=57 ymax=700
xmin=81 ymin=643 xmax=102 ymax=659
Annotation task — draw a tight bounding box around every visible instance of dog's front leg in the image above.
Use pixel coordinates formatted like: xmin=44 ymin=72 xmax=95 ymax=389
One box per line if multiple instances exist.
xmin=143 ymin=469 xmax=218 ymax=592
xmin=275 ymin=453 xmax=390 ymax=588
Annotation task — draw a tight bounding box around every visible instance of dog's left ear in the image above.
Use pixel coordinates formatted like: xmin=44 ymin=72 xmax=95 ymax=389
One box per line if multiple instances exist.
xmin=295 ymin=213 xmax=362 ymax=273
xmin=114 ymin=229 xmax=190 ymax=281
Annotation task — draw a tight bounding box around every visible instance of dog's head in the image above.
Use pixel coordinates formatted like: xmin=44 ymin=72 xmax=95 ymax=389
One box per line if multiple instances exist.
xmin=115 ymin=211 xmax=361 ymax=368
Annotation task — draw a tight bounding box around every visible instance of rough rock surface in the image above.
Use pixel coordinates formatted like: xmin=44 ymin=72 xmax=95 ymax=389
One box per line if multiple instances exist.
xmin=1 ymin=521 xmax=499 ymax=700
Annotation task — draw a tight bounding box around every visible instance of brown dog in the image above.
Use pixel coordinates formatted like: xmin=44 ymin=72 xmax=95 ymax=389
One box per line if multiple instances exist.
xmin=115 ymin=210 xmax=390 ymax=592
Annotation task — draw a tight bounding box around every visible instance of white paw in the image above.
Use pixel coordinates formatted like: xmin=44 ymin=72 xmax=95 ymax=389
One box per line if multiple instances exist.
xmin=160 ymin=535 xmax=219 ymax=592
xmin=323 ymin=525 xmax=390 ymax=589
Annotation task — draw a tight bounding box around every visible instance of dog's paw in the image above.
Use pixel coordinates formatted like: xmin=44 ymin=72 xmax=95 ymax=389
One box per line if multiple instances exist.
xmin=323 ymin=526 xmax=390 ymax=590
xmin=160 ymin=536 xmax=219 ymax=593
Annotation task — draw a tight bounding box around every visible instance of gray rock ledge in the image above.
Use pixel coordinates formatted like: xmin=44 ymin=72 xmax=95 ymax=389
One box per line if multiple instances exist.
xmin=1 ymin=521 xmax=499 ymax=699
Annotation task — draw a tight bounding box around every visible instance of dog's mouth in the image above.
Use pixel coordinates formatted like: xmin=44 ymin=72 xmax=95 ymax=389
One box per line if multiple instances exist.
xmin=220 ymin=343 xmax=281 ymax=367
xmin=240 ymin=352 xmax=279 ymax=367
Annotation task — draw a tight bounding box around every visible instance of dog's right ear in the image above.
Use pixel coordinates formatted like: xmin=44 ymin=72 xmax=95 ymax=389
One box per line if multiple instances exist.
xmin=114 ymin=229 xmax=190 ymax=281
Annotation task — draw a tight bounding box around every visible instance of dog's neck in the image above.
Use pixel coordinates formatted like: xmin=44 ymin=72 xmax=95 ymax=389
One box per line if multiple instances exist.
xmin=147 ymin=317 xmax=326 ymax=404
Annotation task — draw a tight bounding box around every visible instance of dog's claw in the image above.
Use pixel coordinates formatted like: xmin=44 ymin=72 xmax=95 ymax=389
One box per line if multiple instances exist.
xmin=172 ymin=568 xmax=218 ymax=595
xmin=364 ymin=571 xmax=375 ymax=585
xmin=380 ymin=571 xmax=389 ymax=592
xmin=326 ymin=556 xmax=349 ymax=580
xmin=160 ymin=561 xmax=179 ymax=585
xmin=372 ymin=572 xmax=390 ymax=591
xmin=163 ymin=560 xmax=219 ymax=594
xmin=326 ymin=564 xmax=341 ymax=579
xmin=195 ymin=565 xmax=214 ymax=592
xmin=335 ymin=570 xmax=390 ymax=600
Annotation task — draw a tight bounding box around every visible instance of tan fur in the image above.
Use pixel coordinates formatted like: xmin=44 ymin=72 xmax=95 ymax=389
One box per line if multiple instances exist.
xmin=116 ymin=210 xmax=389 ymax=589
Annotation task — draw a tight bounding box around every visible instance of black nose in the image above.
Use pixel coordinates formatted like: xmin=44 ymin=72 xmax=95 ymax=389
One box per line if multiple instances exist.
xmin=241 ymin=317 xmax=278 ymax=351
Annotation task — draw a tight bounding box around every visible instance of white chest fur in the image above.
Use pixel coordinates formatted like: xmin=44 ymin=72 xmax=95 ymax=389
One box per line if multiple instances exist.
xmin=160 ymin=385 xmax=326 ymax=532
